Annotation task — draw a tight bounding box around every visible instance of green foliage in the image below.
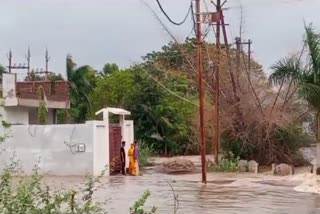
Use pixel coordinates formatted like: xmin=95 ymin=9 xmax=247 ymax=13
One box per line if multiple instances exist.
xmin=269 ymin=24 xmax=320 ymax=111
xmin=90 ymin=64 xmax=196 ymax=156
xmin=57 ymin=109 xmax=68 ymax=124
xmin=128 ymin=68 xmax=196 ymax=156
xmin=138 ymin=141 xmax=154 ymax=167
xmin=99 ymin=63 xmax=119 ymax=76
xmin=37 ymin=87 xmax=47 ymax=125
xmin=90 ymin=68 xmax=137 ymax=117
xmin=1 ymin=121 xmax=11 ymax=129
xmin=221 ymin=124 xmax=312 ymax=165
xmin=220 ymin=130 xmax=257 ymax=161
xmin=0 ymin=65 xmax=7 ymax=82
xmin=0 ymin=161 xmax=107 ymax=214
xmin=208 ymin=152 xmax=239 ymax=172
xmin=67 ymin=55 xmax=96 ymax=123
xmin=38 ymin=101 xmax=47 ymax=125
xmin=130 ymin=190 xmax=157 ymax=214
xmin=25 ymin=71 xmax=64 ymax=81
xmin=0 ymin=160 xmax=158 ymax=214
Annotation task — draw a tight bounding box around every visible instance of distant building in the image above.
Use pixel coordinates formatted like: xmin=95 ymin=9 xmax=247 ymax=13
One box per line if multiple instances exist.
xmin=1 ymin=73 xmax=70 ymax=124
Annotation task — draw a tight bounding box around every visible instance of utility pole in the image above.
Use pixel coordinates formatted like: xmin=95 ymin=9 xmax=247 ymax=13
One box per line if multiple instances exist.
xmin=235 ymin=37 xmax=241 ymax=90
xmin=248 ymin=39 xmax=252 ymax=71
xmin=26 ymin=47 xmax=31 ymax=75
xmin=195 ymin=0 xmax=207 ymax=184
xmin=8 ymin=50 xmax=12 ymax=73
xmin=7 ymin=48 xmax=30 ymax=75
xmin=235 ymin=37 xmax=252 ymax=72
xmin=45 ymin=48 xmax=51 ymax=80
xmin=213 ymin=0 xmax=221 ymax=165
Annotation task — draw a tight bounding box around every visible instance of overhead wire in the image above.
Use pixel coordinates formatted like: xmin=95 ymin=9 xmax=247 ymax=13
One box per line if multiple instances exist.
xmin=155 ymin=0 xmax=192 ymax=26
xmin=186 ymin=1 xmax=197 ymax=38
xmin=145 ymin=71 xmax=199 ymax=107
xmin=143 ymin=0 xmax=229 ymax=104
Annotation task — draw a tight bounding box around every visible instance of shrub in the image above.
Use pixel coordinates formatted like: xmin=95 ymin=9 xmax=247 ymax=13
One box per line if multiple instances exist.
xmin=0 ymin=161 xmax=106 ymax=214
xmin=138 ymin=141 xmax=154 ymax=167
xmin=220 ymin=124 xmax=312 ymax=166
xmin=38 ymin=101 xmax=47 ymax=125
xmin=130 ymin=190 xmax=157 ymax=214
xmin=208 ymin=152 xmax=239 ymax=172
xmin=57 ymin=109 xmax=68 ymax=124
xmin=0 ymin=160 xmax=157 ymax=214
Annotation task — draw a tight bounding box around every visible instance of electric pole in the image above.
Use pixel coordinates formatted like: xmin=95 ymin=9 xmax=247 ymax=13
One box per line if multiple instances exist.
xmin=248 ymin=39 xmax=252 ymax=71
xmin=45 ymin=48 xmax=51 ymax=80
xmin=235 ymin=37 xmax=252 ymax=73
xmin=195 ymin=0 xmax=207 ymax=184
xmin=235 ymin=37 xmax=241 ymax=90
xmin=213 ymin=0 xmax=221 ymax=165
xmin=7 ymin=48 xmax=30 ymax=75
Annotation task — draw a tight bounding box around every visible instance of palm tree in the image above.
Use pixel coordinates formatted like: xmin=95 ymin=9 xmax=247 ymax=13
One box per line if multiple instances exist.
xmin=269 ymin=24 xmax=320 ymax=140
xmin=66 ymin=55 xmax=95 ymax=123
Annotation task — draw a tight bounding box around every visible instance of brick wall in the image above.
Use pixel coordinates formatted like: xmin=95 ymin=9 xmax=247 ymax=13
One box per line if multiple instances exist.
xmin=16 ymin=81 xmax=69 ymax=102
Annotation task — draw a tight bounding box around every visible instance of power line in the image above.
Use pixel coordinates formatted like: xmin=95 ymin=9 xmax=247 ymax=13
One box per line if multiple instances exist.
xmin=155 ymin=0 xmax=192 ymax=26
xmin=189 ymin=2 xmax=197 ymax=36
xmin=146 ymin=72 xmax=199 ymax=107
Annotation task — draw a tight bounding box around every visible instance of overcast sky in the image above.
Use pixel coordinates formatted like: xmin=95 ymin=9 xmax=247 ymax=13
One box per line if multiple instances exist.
xmin=0 ymin=0 xmax=319 ymax=77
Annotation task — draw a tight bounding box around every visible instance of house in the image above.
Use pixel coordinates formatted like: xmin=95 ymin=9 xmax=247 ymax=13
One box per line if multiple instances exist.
xmin=0 ymin=73 xmax=134 ymax=176
xmin=0 ymin=107 xmax=134 ymax=176
xmin=1 ymin=73 xmax=70 ymax=125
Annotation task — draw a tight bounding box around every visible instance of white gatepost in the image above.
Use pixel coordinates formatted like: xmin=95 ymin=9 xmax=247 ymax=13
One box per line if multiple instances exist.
xmin=95 ymin=107 xmax=132 ymax=175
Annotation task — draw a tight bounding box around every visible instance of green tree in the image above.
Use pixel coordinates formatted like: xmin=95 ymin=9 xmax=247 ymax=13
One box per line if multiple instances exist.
xmin=128 ymin=68 xmax=196 ymax=155
xmin=90 ymin=63 xmax=196 ymax=155
xmin=0 ymin=64 xmax=7 ymax=81
xmin=90 ymin=68 xmax=136 ymax=115
xmin=66 ymin=55 xmax=95 ymax=123
xmin=99 ymin=63 xmax=119 ymax=76
xmin=269 ymin=24 xmax=320 ymax=140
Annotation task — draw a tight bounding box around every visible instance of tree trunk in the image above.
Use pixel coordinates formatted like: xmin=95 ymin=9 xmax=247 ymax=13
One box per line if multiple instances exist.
xmin=317 ymin=111 xmax=320 ymax=141
xmin=164 ymin=143 xmax=168 ymax=157
xmin=315 ymin=111 xmax=320 ymax=175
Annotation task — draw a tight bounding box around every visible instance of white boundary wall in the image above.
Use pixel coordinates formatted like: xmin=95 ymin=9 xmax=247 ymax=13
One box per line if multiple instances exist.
xmin=0 ymin=121 xmax=110 ymax=176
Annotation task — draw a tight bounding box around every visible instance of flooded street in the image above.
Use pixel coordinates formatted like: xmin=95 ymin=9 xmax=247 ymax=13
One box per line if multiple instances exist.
xmin=44 ymin=171 xmax=320 ymax=214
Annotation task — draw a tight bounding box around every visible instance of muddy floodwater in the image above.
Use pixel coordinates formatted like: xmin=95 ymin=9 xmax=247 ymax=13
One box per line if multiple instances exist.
xmin=43 ymin=170 xmax=320 ymax=214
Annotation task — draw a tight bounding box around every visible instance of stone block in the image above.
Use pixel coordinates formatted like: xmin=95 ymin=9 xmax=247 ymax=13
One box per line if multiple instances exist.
xmin=272 ymin=163 xmax=294 ymax=176
xmin=238 ymin=160 xmax=248 ymax=172
xmin=248 ymin=160 xmax=259 ymax=173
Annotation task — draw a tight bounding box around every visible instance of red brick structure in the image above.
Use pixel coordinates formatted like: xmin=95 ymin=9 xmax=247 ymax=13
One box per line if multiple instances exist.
xmin=16 ymin=81 xmax=69 ymax=102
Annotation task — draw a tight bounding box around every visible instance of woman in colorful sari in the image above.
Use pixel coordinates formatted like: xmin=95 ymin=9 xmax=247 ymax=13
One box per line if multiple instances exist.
xmin=128 ymin=143 xmax=136 ymax=175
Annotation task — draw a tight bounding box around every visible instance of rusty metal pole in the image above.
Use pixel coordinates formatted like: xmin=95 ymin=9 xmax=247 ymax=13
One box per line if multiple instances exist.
xmin=26 ymin=47 xmax=31 ymax=77
xmin=8 ymin=50 xmax=12 ymax=73
xmin=213 ymin=0 xmax=221 ymax=164
xmin=195 ymin=0 xmax=207 ymax=183
xmin=45 ymin=48 xmax=50 ymax=80
xmin=248 ymin=39 xmax=252 ymax=71
xmin=235 ymin=37 xmax=241 ymax=86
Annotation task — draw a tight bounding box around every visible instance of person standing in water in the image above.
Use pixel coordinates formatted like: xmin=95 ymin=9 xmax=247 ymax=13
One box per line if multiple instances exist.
xmin=120 ymin=141 xmax=126 ymax=175
xmin=133 ymin=141 xmax=139 ymax=176
xmin=128 ymin=143 xmax=136 ymax=175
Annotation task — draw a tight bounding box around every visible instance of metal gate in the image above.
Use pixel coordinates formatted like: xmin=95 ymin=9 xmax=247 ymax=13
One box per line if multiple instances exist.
xmin=109 ymin=126 xmax=122 ymax=175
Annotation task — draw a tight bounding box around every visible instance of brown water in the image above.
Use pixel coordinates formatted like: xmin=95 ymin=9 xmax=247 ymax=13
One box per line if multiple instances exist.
xmin=44 ymin=171 xmax=320 ymax=214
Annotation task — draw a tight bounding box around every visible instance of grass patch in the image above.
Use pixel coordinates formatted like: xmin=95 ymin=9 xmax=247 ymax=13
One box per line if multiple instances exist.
xmin=208 ymin=152 xmax=239 ymax=172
